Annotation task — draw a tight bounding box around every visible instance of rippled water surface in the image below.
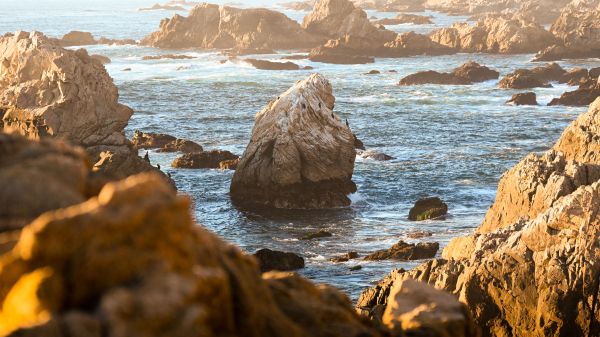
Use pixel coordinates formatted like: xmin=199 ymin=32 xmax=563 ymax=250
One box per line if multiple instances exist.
xmin=2 ymin=0 xmax=597 ymax=299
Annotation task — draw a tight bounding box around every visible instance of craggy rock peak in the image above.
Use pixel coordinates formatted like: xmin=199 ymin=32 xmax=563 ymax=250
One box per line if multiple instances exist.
xmin=429 ymin=17 xmax=556 ymax=54
xmin=399 ymin=61 xmax=499 ymax=85
xmin=142 ymin=3 xmax=323 ymax=50
xmin=357 ymin=98 xmax=600 ymax=337
xmin=0 ymin=31 xmax=132 ymax=149
xmin=0 ymin=174 xmax=381 ymax=337
xmin=230 ymin=74 xmax=357 ymax=209
xmin=0 ymin=133 xmax=92 ymax=234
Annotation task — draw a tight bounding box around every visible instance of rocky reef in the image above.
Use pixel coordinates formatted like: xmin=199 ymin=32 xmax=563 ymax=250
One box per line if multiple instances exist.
xmin=399 ymin=61 xmax=499 ymax=85
xmin=230 ymin=74 xmax=357 ymax=209
xmin=356 ymin=98 xmax=600 ymax=337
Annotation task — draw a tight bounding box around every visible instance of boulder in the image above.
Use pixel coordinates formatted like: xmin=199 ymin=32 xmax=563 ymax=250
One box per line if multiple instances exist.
xmin=230 ymin=74 xmax=357 ymax=209
xmin=330 ymin=251 xmax=359 ymax=262
xmin=92 ymin=148 xmax=171 ymax=187
xmin=548 ymin=81 xmax=600 ymax=107
xmin=59 ymin=31 xmax=96 ymax=46
xmin=157 ymin=139 xmax=203 ymax=153
xmin=429 ymin=17 xmax=556 ymax=54
xmin=408 ymin=197 xmax=448 ymax=221
xmin=382 ymin=279 xmax=479 ymax=337
xmin=506 ymin=92 xmax=538 ymax=105
xmin=141 ymin=3 xmax=323 ymax=50
xmin=399 ymin=61 xmax=498 ymax=85
xmin=499 ymin=63 xmax=566 ymax=89
xmin=559 ymin=67 xmax=590 ymax=85
xmin=364 ymin=241 xmax=439 ymax=261
xmin=253 ymin=249 xmax=305 ymax=272
xmin=171 ymin=150 xmax=238 ymax=169
xmin=0 ymin=133 xmax=92 ymax=234
xmin=360 ymin=150 xmax=394 ymax=161
xmin=244 ymin=59 xmax=301 ymax=70
xmin=0 ymin=173 xmax=381 ymax=337
xmin=132 ymin=131 xmax=203 ymax=153
xmin=366 ymin=70 xmax=380 ymax=74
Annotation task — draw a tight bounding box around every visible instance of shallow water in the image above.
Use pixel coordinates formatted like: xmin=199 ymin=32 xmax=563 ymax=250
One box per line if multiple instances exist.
xmin=2 ymin=0 xmax=598 ymax=299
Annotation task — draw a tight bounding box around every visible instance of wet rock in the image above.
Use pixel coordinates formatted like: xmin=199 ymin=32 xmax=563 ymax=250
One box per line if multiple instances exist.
xmin=408 ymin=197 xmax=448 ymax=221
xmin=219 ymin=158 xmax=240 ymax=170
xmin=429 ymin=17 xmax=557 ymax=54
xmin=122 ymin=68 xmax=132 ymax=71
xmin=559 ymin=68 xmax=590 ymax=85
xmin=399 ymin=61 xmax=499 ymax=85
xmin=300 ymin=230 xmax=332 ymax=240
xmin=364 ymin=241 xmax=439 ymax=261
xmin=360 ymin=150 xmax=394 ymax=161
xmin=254 ymin=249 xmax=305 ymax=272
xmin=0 ymin=133 xmax=92 ymax=233
xmin=366 ymin=70 xmax=380 ymax=75
xmin=533 ymin=44 xmax=600 ymax=62
xmin=406 ymin=231 xmax=433 ymax=239
xmin=373 ymin=14 xmax=433 ymax=25
xmin=382 ymin=279 xmax=479 ymax=337
xmin=330 ymin=251 xmax=359 ymax=263
xmin=506 ymin=92 xmax=538 ymax=105
xmin=132 ymin=130 xmax=202 ymax=153
xmin=499 ymin=63 xmax=566 ymax=89
xmin=353 ymin=134 xmax=366 ymax=150
xmin=349 ymin=265 xmax=362 ymax=271
xmin=0 ymin=173 xmax=380 ymax=337
xmin=157 ymin=139 xmax=203 ymax=153
xmin=548 ymin=82 xmax=600 ymax=107
xmin=142 ymin=3 xmax=323 ymax=50
xmin=230 ymin=74 xmax=357 ymax=209
xmin=244 ymin=59 xmax=300 ymax=70
xmin=141 ymin=54 xmax=195 ymax=60
xmin=171 ymin=150 xmax=238 ymax=169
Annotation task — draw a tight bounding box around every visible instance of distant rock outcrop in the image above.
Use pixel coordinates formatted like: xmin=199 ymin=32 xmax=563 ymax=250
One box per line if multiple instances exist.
xmin=499 ymin=63 xmax=566 ymax=89
xmin=429 ymin=17 xmax=556 ymax=54
xmin=142 ymin=3 xmax=324 ymax=50
xmin=57 ymin=30 xmax=137 ymax=46
xmin=230 ymin=74 xmax=357 ymax=209
xmin=399 ymin=61 xmax=499 ymax=85
xmin=373 ymin=14 xmax=433 ymax=25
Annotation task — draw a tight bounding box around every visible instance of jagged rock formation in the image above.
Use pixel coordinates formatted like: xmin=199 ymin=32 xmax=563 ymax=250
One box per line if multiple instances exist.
xmin=357 ymin=98 xmax=600 ymax=337
xmin=0 ymin=133 xmax=92 ymax=234
xmin=230 ymin=74 xmax=357 ymax=209
xmin=0 ymin=173 xmax=381 ymax=337
xmin=399 ymin=61 xmax=499 ymax=85
xmin=0 ymin=31 xmax=169 ymax=185
xmin=142 ymin=3 xmax=324 ymax=50
xmin=429 ymin=17 xmax=556 ymax=54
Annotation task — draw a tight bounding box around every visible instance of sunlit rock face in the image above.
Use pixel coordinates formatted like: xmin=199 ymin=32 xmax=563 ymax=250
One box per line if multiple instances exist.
xmin=0 ymin=173 xmax=380 ymax=337
xmin=230 ymin=74 xmax=357 ymax=209
xmin=141 ymin=3 xmax=324 ymax=50
xmin=429 ymin=17 xmax=556 ymax=54
xmin=0 ymin=31 xmax=132 ymax=148
xmin=357 ymin=98 xmax=600 ymax=337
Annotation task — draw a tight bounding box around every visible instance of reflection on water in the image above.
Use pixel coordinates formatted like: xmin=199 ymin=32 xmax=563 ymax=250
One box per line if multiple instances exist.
xmin=0 ymin=0 xmax=594 ymax=299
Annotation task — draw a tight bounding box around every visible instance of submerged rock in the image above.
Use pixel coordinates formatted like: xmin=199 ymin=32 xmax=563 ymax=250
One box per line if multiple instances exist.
xmin=399 ymin=61 xmax=499 ymax=85
xmin=254 ymin=248 xmax=305 ymax=272
xmin=142 ymin=3 xmax=323 ymax=50
xmin=171 ymin=150 xmax=238 ymax=169
xmin=230 ymin=74 xmax=357 ymax=209
xmin=506 ymin=92 xmax=538 ymax=105
xmin=244 ymin=59 xmax=301 ymax=70
xmin=408 ymin=197 xmax=448 ymax=221
xmin=0 ymin=173 xmax=380 ymax=337
xmin=300 ymin=230 xmax=333 ymax=240
xmin=364 ymin=241 xmax=439 ymax=261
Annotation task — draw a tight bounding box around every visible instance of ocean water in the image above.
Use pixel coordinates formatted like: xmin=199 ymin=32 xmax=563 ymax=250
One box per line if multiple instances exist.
xmin=1 ymin=0 xmax=597 ymax=299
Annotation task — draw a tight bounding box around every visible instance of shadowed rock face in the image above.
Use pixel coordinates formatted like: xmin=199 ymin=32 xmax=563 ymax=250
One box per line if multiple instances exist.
xmin=142 ymin=3 xmax=324 ymax=50
xmin=230 ymin=74 xmax=357 ymax=209
xmin=0 ymin=173 xmax=381 ymax=337
xmin=356 ymin=98 xmax=600 ymax=337
xmin=0 ymin=31 xmax=132 ymax=148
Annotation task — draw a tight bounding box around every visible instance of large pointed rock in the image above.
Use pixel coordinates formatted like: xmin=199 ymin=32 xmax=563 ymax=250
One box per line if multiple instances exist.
xmin=230 ymin=74 xmax=356 ymax=209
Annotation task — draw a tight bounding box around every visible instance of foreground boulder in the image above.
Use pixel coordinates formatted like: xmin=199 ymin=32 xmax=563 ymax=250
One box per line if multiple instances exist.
xmin=399 ymin=61 xmax=498 ymax=85
xmin=254 ymin=249 xmax=305 ymax=272
xmin=230 ymin=74 xmax=357 ymax=209
xmin=364 ymin=241 xmax=439 ymax=261
xmin=0 ymin=173 xmax=381 ymax=337
xmin=357 ymin=98 xmax=600 ymax=337
xmin=142 ymin=3 xmax=323 ymax=50
xmin=408 ymin=197 xmax=448 ymax=221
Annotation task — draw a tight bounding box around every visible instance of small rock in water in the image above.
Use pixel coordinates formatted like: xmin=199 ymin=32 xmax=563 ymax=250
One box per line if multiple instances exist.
xmin=172 ymin=150 xmax=238 ymax=169
xmin=364 ymin=241 xmax=439 ymax=261
xmin=406 ymin=231 xmax=433 ymax=239
xmin=507 ymin=92 xmax=538 ymax=106
xmin=360 ymin=150 xmax=393 ymax=161
xmin=408 ymin=197 xmax=448 ymax=221
xmin=253 ymin=248 xmax=305 ymax=272
xmin=122 ymin=67 xmax=132 ymax=71
xmin=331 ymin=252 xmax=359 ymax=263
xmin=349 ymin=265 xmax=362 ymax=271
xmin=300 ymin=230 xmax=333 ymax=240
xmin=366 ymin=70 xmax=380 ymax=75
